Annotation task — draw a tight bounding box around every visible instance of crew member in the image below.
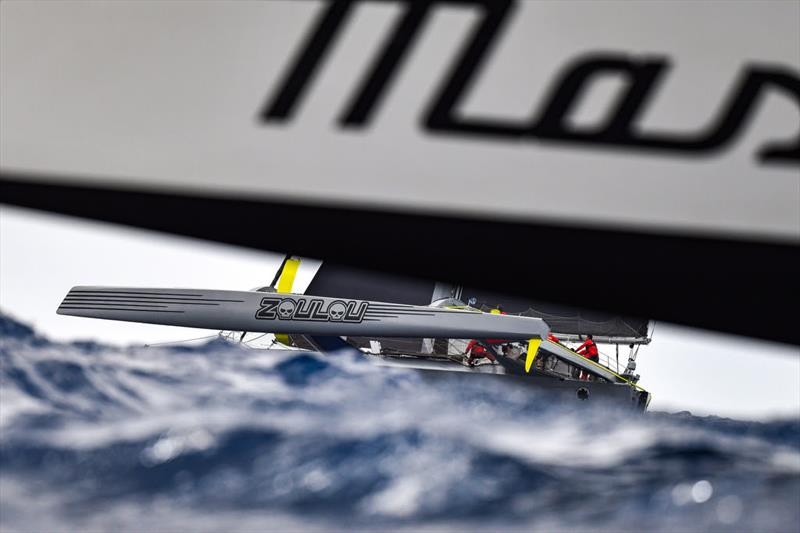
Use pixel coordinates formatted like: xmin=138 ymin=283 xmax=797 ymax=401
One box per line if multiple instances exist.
xmin=575 ymin=335 xmax=599 ymax=381
xmin=547 ymin=333 xmax=561 ymax=344
xmin=465 ymin=340 xmax=496 ymax=365
xmin=576 ymin=335 xmax=599 ymax=363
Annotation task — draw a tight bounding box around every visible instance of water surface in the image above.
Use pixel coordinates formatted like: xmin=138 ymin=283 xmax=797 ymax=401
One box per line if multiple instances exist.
xmin=1 ymin=313 xmax=798 ymax=532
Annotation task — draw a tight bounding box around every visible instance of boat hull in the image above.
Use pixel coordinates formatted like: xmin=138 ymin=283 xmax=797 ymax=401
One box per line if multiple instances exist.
xmin=371 ymin=356 xmax=650 ymax=412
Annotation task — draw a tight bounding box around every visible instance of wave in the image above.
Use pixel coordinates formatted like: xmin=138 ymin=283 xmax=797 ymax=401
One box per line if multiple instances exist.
xmin=1 ymin=312 xmax=798 ymax=532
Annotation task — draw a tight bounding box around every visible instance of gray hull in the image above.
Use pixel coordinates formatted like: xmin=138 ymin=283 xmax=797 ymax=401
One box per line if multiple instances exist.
xmin=371 ymin=356 xmax=650 ymax=411
xmin=57 ymin=286 xmax=548 ymax=340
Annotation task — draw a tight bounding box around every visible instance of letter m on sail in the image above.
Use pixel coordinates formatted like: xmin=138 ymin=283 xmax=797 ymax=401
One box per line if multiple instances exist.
xmin=259 ymin=0 xmax=515 ymax=128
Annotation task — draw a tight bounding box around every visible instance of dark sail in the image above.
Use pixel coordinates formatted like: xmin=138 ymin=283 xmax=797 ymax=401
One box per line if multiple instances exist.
xmin=306 ymin=263 xmax=650 ymax=341
xmin=304 ymin=263 xmax=438 ymax=354
xmin=460 ymin=288 xmax=649 ymax=339
xmin=305 ymin=263 xmax=436 ymax=306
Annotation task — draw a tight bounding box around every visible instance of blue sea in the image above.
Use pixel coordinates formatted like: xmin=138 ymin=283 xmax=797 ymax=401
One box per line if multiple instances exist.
xmin=1 ymin=312 xmax=798 ymax=532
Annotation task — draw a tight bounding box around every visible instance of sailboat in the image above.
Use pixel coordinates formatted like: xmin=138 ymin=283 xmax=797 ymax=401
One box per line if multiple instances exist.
xmin=56 ymin=256 xmax=652 ymax=412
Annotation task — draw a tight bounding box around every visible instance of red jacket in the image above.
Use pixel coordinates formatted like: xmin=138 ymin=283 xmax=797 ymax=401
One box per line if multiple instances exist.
xmin=466 ymin=340 xmax=496 ymax=362
xmin=576 ymin=339 xmax=599 ymax=358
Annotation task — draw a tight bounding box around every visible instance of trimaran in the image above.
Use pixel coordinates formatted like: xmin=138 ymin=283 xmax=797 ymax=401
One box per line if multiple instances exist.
xmin=57 ymin=257 xmax=652 ymax=411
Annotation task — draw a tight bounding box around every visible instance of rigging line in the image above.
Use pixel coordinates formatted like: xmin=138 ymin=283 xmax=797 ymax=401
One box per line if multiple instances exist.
xmin=596 ymin=347 xmax=622 ymax=373
xmin=143 ymin=334 xmax=218 ymax=347
xmin=439 ymin=340 xmax=472 ymax=364
xmin=251 ymin=335 xmax=277 ymax=349
xmin=238 ymin=335 xmax=281 ymax=351
xmin=445 ymin=338 xmax=469 ymax=356
xmin=242 ymin=332 xmax=268 ymax=345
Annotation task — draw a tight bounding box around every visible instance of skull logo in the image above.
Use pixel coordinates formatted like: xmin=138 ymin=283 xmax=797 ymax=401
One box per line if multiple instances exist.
xmin=327 ymin=301 xmax=347 ymax=321
xmin=277 ymin=299 xmax=296 ymax=320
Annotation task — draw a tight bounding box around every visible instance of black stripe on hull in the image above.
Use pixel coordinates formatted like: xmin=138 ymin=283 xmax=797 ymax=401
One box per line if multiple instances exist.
xmin=67 ymin=292 xmax=244 ymax=303
xmin=68 ymin=290 xmax=208 ymax=297
xmin=63 ymin=298 xmax=222 ymax=306
xmin=364 ymin=312 xmax=436 ymax=318
xmin=57 ymin=306 xmax=185 ymax=313
xmin=60 ymin=302 xmax=171 ymax=308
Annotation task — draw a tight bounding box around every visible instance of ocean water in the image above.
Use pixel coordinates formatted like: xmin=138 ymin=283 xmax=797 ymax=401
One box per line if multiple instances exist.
xmin=1 ymin=313 xmax=798 ymax=532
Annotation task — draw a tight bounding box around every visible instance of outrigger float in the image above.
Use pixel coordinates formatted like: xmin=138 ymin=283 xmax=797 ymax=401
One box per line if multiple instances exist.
xmin=57 ymin=258 xmax=651 ymax=411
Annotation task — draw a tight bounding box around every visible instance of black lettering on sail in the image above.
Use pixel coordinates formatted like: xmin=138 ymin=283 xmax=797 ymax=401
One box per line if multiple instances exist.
xmin=339 ymin=1 xmax=434 ymax=127
xmin=260 ymin=0 xmax=356 ymax=122
xmin=423 ymin=0 xmax=523 ymax=138
xmin=530 ymin=55 xmax=669 ymax=145
xmin=531 ymin=58 xmax=800 ymax=163
xmin=261 ymin=0 xmax=518 ymax=132
xmin=260 ymin=0 xmax=800 ymax=165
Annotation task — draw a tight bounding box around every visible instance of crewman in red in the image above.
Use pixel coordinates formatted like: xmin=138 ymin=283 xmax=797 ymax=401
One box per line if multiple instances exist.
xmin=575 ymin=334 xmax=599 ymax=380
xmin=547 ymin=333 xmax=561 ymax=344
xmin=576 ymin=334 xmax=599 ymax=363
xmin=465 ymin=340 xmax=496 ymax=365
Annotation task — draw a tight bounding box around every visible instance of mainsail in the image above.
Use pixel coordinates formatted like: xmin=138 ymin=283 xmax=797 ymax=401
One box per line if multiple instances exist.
xmin=459 ymin=288 xmax=649 ymax=342
xmin=306 ymin=263 xmax=436 ymax=306
xmin=306 ymin=263 xmax=651 ymax=344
